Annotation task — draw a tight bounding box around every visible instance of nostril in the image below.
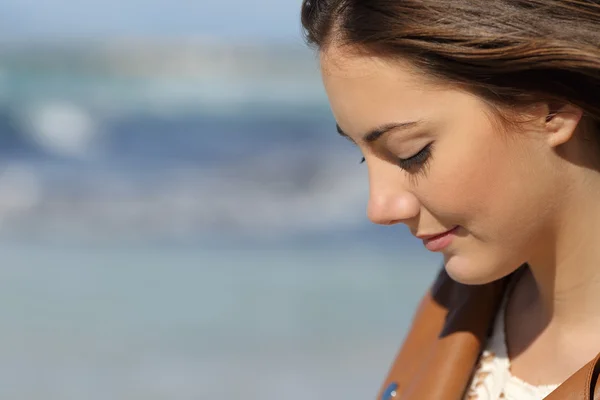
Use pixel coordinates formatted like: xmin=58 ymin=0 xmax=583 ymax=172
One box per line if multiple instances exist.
xmin=366 ymin=207 xmax=405 ymax=226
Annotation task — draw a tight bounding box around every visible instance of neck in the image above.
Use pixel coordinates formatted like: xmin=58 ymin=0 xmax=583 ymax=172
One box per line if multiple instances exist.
xmin=527 ymin=167 xmax=600 ymax=330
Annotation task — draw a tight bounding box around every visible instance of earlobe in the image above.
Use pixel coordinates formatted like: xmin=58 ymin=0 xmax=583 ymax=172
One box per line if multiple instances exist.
xmin=544 ymin=103 xmax=584 ymax=148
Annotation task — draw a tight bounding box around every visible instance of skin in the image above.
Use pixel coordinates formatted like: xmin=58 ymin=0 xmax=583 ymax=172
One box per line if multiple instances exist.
xmin=320 ymin=44 xmax=600 ymax=386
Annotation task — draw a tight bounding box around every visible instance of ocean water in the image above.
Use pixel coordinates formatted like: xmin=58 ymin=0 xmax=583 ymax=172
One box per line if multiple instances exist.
xmin=0 ymin=241 xmax=440 ymax=399
xmin=0 ymin=42 xmax=443 ymax=399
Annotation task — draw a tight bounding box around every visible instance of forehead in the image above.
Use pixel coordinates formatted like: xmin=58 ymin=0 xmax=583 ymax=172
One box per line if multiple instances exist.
xmin=319 ymin=46 xmax=449 ymax=133
xmin=320 ymin=45 xmax=427 ymax=88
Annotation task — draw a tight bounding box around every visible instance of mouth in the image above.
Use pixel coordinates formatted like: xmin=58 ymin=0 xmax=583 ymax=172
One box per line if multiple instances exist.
xmin=418 ymin=226 xmax=460 ymax=252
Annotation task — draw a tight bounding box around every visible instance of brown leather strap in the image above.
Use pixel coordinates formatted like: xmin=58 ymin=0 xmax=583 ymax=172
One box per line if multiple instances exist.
xmin=377 ymin=267 xmax=509 ymax=399
xmin=587 ymin=352 xmax=600 ymax=400
xmin=545 ymin=352 xmax=600 ymax=399
xmin=376 ymin=265 xmax=600 ymax=400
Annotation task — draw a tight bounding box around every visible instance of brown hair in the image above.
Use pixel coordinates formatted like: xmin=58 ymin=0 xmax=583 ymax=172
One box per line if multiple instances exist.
xmin=301 ymin=0 xmax=600 ymax=132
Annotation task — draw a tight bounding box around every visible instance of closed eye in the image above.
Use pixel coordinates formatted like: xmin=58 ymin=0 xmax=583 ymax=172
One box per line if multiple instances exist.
xmin=359 ymin=144 xmax=432 ymax=168
xmin=397 ymin=143 xmax=433 ymax=171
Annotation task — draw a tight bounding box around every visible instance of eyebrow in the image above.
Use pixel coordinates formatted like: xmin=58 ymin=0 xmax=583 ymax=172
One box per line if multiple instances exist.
xmin=336 ymin=120 xmax=422 ymax=143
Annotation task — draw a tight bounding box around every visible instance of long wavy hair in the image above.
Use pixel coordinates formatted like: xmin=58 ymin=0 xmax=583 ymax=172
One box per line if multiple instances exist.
xmin=301 ymin=0 xmax=600 ymax=132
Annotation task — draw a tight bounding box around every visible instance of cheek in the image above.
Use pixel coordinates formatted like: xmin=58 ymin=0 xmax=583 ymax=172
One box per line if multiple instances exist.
xmin=418 ymin=128 xmax=544 ymax=236
xmin=418 ymin=131 xmax=506 ymax=223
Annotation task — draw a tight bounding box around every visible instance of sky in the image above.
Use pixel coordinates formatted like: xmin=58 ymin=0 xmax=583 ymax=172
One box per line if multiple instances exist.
xmin=0 ymin=0 xmax=304 ymax=42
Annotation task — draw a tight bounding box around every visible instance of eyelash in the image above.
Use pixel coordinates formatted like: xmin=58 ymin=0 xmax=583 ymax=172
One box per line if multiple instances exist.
xmin=397 ymin=143 xmax=433 ymax=171
xmin=360 ymin=143 xmax=433 ymax=172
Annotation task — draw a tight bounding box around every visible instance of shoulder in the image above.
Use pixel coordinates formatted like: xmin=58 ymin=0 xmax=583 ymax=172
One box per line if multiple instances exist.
xmin=376 ymin=266 xmax=514 ymax=400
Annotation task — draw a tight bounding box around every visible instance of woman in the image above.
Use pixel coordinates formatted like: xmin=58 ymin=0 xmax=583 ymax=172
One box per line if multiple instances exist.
xmin=300 ymin=1 xmax=600 ymax=399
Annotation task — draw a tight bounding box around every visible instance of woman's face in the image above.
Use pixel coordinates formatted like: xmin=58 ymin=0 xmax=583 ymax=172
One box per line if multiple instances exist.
xmin=320 ymin=46 xmax=570 ymax=284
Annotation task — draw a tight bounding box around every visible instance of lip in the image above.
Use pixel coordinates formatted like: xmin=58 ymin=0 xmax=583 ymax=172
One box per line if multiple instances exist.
xmin=419 ymin=226 xmax=459 ymax=252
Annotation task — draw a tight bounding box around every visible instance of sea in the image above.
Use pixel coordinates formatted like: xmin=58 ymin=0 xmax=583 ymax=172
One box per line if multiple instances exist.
xmin=0 ymin=40 xmax=441 ymax=399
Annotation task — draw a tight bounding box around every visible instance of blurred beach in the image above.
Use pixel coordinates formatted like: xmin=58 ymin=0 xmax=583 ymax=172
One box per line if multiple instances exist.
xmin=0 ymin=40 xmax=442 ymax=399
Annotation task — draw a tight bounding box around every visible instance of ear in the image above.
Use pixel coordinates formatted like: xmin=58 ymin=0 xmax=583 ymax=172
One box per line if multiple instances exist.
xmin=543 ymin=102 xmax=584 ymax=148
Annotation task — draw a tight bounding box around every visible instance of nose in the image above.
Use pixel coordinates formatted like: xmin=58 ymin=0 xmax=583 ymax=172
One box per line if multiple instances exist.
xmin=366 ymin=165 xmax=420 ymax=226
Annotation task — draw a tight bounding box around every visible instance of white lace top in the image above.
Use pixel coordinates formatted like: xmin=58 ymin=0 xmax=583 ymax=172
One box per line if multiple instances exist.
xmin=463 ymin=291 xmax=559 ymax=400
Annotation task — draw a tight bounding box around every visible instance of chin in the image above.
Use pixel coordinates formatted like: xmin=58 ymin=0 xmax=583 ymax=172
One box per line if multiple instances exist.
xmin=443 ymin=253 xmax=516 ymax=286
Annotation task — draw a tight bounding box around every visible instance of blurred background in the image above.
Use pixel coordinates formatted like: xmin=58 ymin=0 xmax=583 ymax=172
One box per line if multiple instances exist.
xmin=0 ymin=1 xmax=441 ymax=399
